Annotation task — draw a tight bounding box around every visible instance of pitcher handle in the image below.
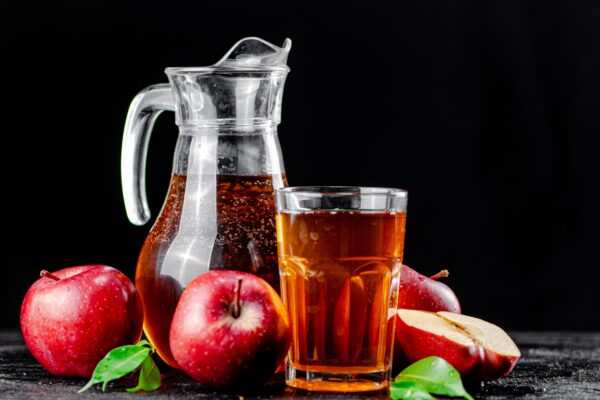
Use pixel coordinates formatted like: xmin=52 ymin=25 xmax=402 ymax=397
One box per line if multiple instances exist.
xmin=121 ymin=84 xmax=175 ymax=225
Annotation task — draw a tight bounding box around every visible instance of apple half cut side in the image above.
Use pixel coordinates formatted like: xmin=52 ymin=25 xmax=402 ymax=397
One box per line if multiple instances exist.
xmin=394 ymin=309 xmax=521 ymax=381
xmin=437 ymin=311 xmax=522 ymax=381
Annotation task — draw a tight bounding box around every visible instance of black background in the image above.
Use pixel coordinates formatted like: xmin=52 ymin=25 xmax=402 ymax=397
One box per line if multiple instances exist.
xmin=1 ymin=0 xmax=599 ymax=330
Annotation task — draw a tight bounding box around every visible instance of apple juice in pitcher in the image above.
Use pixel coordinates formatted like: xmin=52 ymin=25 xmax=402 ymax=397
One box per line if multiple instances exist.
xmin=121 ymin=38 xmax=292 ymax=367
xmin=136 ymin=173 xmax=286 ymax=366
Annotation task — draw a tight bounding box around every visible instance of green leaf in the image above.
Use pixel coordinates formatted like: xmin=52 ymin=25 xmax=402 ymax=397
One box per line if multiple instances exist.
xmin=393 ymin=356 xmax=474 ymax=400
xmin=126 ymin=355 xmax=161 ymax=392
xmin=78 ymin=341 xmax=152 ymax=393
xmin=390 ymin=381 xmax=437 ymax=400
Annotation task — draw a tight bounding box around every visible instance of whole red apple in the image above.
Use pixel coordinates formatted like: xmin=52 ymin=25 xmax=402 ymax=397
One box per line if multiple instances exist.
xmin=20 ymin=265 xmax=143 ymax=377
xmin=394 ymin=309 xmax=520 ymax=381
xmin=397 ymin=264 xmax=461 ymax=313
xmin=170 ymin=270 xmax=290 ymax=390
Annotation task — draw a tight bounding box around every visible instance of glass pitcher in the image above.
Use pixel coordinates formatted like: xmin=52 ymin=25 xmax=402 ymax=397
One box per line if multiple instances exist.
xmin=121 ymin=37 xmax=291 ymax=367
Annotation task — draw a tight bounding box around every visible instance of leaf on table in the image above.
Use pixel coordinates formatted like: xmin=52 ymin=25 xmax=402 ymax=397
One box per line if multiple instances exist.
xmin=126 ymin=355 xmax=161 ymax=392
xmin=392 ymin=356 xmax=473 ymax=400
xmin=78 ymin=340 xmax=152 ymax=393
xmin=390 ymin=381 xmax=437 ymax=400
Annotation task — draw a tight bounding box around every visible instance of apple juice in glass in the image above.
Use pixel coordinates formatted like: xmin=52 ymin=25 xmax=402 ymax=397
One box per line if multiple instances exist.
xmin=275 ymin=187 xmax=407 ymax=392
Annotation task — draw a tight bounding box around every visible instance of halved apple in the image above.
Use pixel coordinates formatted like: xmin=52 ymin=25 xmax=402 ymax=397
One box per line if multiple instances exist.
xmin=394 ymin=309 xmax=520 ymax=381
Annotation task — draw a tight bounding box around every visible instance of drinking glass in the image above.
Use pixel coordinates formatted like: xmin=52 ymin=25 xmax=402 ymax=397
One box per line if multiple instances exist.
xmin=275 ymin=186 xmax=407 ymax=392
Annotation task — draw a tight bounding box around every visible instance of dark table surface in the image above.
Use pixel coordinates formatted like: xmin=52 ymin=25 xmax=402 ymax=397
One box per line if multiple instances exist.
xmin=1 ymin=330 xmax=599 ymax=399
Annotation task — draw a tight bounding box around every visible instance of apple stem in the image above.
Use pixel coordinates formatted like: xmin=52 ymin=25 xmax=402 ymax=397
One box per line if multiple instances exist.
xmin=232 ymin=278 xmax=243 ymax=319
xmin=429 ymin=269 xmax=449 ymax=280
xmin=40 ymin=270 xmax=61 ymax=281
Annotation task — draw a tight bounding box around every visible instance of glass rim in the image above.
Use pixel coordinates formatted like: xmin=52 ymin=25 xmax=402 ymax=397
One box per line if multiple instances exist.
xmin=165 ymin=66 xmax=290 ymax=75
xmin=276 ymin=186 xmax=408 ymax=198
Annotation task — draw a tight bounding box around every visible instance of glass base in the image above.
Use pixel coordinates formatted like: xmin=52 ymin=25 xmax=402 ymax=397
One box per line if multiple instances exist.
xmin=285 ymin=363 xmax=390 ymax=392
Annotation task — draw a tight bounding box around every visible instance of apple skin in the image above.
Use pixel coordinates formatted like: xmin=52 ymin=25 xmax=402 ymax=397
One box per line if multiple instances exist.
xmin=476 ymin=347 xmax=521 ymax=381
xmin=394 ymin=309 xmax=521 ymax=381
xmin=20 ymin=265 xmax=144 ymax=377
xmin=170 ymin=270 xmax=291 ymax=390
xmin=397 ymin=264 xmax=461 ymax=313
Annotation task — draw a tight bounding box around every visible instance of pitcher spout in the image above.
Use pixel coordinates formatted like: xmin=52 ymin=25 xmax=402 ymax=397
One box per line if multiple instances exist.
xmin=215 ymin=37 xmax=292 ymax=70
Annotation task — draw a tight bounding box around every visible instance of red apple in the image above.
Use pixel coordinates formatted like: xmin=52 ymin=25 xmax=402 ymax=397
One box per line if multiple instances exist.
xmin=394 ymin=309 xmax=520 ymax=381
xmin=170 ymin=270 xmax=291 ymax=390
xmin=398 ymin=264 xmax=461 ymax=313
xmin=392 ymin=265 xmax=462 ymax=371
xmin=20 ymin=265 xmax=144 ymax=377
